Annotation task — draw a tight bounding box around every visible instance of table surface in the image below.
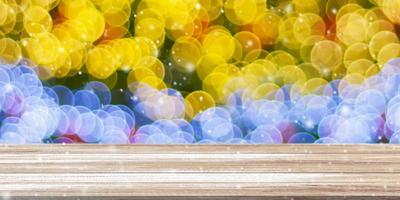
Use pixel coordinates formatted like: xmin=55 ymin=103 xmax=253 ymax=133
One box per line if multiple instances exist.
xmin=0 ymin=144 xmax=399 ymax=199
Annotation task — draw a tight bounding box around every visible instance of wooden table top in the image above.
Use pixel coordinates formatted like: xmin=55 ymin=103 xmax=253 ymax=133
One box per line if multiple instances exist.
xmin=0 ymin=144 xmax=399 ymax=199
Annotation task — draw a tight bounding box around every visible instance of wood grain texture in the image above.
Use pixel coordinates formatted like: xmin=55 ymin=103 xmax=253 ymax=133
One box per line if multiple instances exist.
xmin=0 ymin=145 xmax=399 ymax=198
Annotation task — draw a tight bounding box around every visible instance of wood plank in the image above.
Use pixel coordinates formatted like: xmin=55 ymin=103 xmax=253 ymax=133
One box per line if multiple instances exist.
xmin=1 ymin=153 xmax=399 ymax=173
xmin=4 ymin=198 xmax=400 ymax=200
xmin=1 ymin=179 xmax=400 ymax=196
xmin=0 ymin=145 xmax=399 ymax=198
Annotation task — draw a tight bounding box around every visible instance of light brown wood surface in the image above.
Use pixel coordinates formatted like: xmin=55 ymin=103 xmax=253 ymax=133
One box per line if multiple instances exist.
xmin=0 ymin=144 xmax=399 ymax=199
